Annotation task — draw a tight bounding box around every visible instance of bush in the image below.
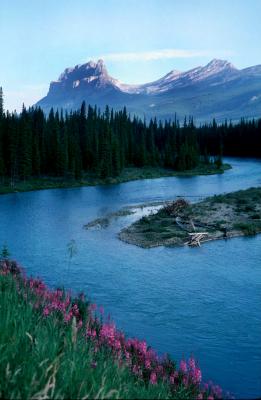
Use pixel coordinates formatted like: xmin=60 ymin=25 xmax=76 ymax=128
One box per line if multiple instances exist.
xmin=140 ymin=216 xmax=150 ymax=224
xmin=233 ymin=222 xmax=257 ymax=235
xmin=243 ymin=205 xmax=256 ymax=212
xmin=250 ymin=214 xmax=260 ymax=220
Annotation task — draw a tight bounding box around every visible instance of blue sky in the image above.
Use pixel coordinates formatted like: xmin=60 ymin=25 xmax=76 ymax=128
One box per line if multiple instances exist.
xmin=1 ymin=0 xmax=260 ymax=110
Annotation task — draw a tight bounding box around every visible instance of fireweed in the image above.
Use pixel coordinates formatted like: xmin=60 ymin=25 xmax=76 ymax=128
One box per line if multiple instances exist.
xmin=0 ymin=260 xmax=228 ymax=399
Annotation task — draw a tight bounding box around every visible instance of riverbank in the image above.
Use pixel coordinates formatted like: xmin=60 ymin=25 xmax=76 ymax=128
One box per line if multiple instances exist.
xmin=0 ymin=260 xmax=224 ymax=399
xmin=119 ymin=187 xmax=261 ymax=248
xmin=0 ymin=163 xmax=231 ymax=195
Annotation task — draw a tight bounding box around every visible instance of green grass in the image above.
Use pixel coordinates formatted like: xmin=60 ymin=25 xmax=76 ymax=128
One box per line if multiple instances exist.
xmin=0 ymin=273 xmax=172 ymax=399
xmin=0 ymin=163 xmax=231 ymax=195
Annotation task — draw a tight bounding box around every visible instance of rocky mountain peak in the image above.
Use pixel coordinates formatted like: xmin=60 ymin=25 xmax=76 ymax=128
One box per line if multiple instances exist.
xmin=204 ymin=59 xmax=237 ymax=73
xmin=57 ymin=59 xmax=109 ymax=82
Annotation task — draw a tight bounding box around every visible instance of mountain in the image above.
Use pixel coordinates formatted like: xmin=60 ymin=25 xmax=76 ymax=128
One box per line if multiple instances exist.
xmin=36 ymin=59 xmax=261 ymax=123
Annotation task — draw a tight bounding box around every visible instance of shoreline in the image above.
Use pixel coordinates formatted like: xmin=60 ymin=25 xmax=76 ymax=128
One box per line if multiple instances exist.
xmin=0 ymin=164 xmax=231 ymax=195
xmin=118 ymin=187 xmax=261 ymax=249
xmin=119 ymin=228 xmax=249 ymax=248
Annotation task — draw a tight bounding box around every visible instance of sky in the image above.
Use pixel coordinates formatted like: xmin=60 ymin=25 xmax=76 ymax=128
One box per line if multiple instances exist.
xmin=0 ymin=0 xmax=260 ymax=111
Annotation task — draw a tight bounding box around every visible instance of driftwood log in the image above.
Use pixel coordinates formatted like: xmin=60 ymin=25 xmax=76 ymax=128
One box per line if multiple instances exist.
xmin=186 ymin=232 xmax=208 ymax=247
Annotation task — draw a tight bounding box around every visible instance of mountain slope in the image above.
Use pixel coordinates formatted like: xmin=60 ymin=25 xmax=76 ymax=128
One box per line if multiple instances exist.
xmin=36 ymin=59 xmax=261 ymax=123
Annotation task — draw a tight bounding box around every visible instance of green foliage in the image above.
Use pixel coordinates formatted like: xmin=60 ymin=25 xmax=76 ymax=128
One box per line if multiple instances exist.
xmin=0 ymin=87 xmax=3 ymax=117
xmin=251 ymin=213 xmax=260 ymax=220
xmin=233 ymin=222 xmax=258 ymax=235
xmin=0 ymin=244 xmax=10 ymax=259
xmin=214 ymin=155 xmax=223 ymax=169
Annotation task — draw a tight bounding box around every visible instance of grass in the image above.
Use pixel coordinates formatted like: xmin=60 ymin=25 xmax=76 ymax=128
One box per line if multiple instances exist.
xmin=0 ymin=163 xmax=231 ymax=195
xmin=0 ymin=260 xmax=224 ymax=400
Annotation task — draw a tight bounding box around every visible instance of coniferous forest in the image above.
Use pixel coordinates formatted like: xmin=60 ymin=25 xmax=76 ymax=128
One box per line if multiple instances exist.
xmin=0 ymin=87 xmax=260 ymax=184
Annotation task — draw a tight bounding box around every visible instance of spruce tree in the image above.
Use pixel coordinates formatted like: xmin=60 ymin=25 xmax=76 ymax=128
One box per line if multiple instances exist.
xmin=0 ymin=87 xmax=3 ymax=117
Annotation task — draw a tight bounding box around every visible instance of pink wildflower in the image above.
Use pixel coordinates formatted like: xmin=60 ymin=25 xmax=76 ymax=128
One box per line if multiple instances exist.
xmin=43 ymin=307 xmax=50 ymax=316
xmin=139 ymin=340 xmax=147 ymax=354
xmin=72 ymin=304 xmax=79 ymax=315
xmin=156 ymin=365 xmax=163 ymax=375
xmin=180 ymin=359 xmax=187 ymax=373
xmin=188 ymin=357 xmax=196 ymax=370
xmin=193 ymin=367 xmax=202 ymax=384
xmin=77 ymin=320 xmax=83 ymax=329
xmin=182 ymin=376 xmax=188 ymax=387
xmin=90 ymin=303 xmax=97 ymax=312
xmin=132 ymin=365 xmax=139 ymax=375
xmin=150 ymin=372 xmax=157 ymax=385
xmin=64 ymin=311 xmax=73 ymax=323
xmin=114 ymin=339 xmax=121 ymax=350
xmin=100 ymin=323 xmax=116 ymax=345
xmin=214 ymin=385 xmax=222 ymax=397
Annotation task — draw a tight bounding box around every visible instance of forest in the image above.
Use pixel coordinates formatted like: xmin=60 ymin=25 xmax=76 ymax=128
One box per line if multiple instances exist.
xmin=0 ymin=87 xmax=260 ymax=183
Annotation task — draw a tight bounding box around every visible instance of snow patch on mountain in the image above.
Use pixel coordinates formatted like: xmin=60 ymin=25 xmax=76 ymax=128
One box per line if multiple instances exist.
xmin=113 ymin=59 xmax=238 ymax=95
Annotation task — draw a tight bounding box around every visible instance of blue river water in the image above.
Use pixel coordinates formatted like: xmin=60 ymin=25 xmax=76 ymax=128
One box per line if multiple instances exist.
xmin=0 ymin=158 xmax=261 ymax=398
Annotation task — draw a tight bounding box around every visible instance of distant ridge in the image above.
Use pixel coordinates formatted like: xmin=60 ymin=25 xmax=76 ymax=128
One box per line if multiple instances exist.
xmin=36 ymin=59 xmax=261 ymax=123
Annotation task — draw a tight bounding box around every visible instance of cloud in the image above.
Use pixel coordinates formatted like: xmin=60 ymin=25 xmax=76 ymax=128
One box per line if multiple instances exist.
xmin=95 ymin=49 xmax=231 ymax=62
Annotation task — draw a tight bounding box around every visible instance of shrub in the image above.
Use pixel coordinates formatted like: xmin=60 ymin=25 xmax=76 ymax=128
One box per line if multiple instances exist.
xmin=140 ymin=216 xmax=150 ymax=224
xmin=0 ymin=244 xmax=10 ymax=260
xmin=250 ymin=214 xmax=260 ymax=220
xmin=233 ymin=222 xmax=257 ymax=235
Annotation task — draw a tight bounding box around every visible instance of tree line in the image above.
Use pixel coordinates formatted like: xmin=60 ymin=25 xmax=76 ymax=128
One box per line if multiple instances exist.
xmin=0 ymin=87 xmax=260 ymax=183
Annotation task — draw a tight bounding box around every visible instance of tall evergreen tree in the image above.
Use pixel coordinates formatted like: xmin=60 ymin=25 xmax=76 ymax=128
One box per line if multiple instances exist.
xmin=0 ymin=87 xmax=3 ymax=118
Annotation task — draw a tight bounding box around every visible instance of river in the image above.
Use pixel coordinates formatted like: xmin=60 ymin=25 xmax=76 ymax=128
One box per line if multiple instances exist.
xmin=0 ymin=158 xmax=260 ymax=398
